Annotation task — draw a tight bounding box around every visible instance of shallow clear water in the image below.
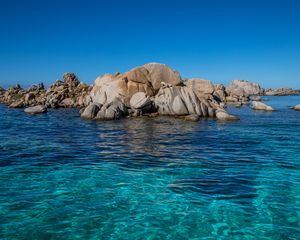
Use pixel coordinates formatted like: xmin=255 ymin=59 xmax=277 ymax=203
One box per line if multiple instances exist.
xmin=0 ymin=96 xmax=300 ymax=240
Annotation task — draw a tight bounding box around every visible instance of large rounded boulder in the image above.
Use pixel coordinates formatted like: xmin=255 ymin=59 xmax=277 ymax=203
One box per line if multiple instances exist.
xmin=90 ymin=63 xmax=182 ymax=107
xmin=143 ymin=63 xmax=181 ymax=91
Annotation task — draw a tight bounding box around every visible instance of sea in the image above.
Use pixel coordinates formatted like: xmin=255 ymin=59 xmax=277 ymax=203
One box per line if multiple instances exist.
xmin=0 ymin=96 xmax=299 ymax=239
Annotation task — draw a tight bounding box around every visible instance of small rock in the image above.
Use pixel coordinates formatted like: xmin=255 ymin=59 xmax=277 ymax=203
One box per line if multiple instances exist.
xmin=216 ymin=110 xmax=239 ymax=121
xmin=293 ymin=104 xmax=300 ymax=111
xmin=252 ymin=101 xmax=274 ymax=111
xmin=184 ymin=114 xmax=200 ymax=122
xmin=24 ymin=105 xmax=47 ymax=114
xmin=130 ymin=92 xmax=152 ymax=111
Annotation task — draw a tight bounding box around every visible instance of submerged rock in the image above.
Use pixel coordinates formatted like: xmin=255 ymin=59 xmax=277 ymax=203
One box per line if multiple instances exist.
xmin=184 ymin=114 xmax=200 ymax=122
xmin=293 ymin=104 xmax=300 ymax=111
xmin=24 ymin=105 xmax=47 ymax=114
xmin=216 ymin=109 xmax=239 ymax=121
xmin=252 ymin=101 xmax=274 ymax=111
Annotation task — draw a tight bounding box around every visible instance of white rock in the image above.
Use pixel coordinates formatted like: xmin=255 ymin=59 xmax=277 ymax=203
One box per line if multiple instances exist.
xmin=252 ymin=101 xmax=274 ymax=111
xmin=129 ymin=92 xmax=152 ymax=110
xmin=216 ymin=109 xmax=239 ymax=121
xmin=155 ymin=86 xmax=202 ymax=116
xmin=24 ymin=105 xmax=47 ymax=114
xmin=293 ymin=104 xmax=300 ymax=111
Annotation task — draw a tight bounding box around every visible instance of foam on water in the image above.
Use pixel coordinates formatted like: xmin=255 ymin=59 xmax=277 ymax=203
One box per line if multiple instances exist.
xmin=0 ymin=96 xmax=300 ymax=239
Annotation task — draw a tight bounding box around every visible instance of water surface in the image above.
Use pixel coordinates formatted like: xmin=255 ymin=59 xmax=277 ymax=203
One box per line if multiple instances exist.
xmin=0 ymin=96 xmax=300 ymax=239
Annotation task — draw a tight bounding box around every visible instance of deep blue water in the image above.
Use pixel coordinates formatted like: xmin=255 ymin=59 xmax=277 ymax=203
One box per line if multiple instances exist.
xmin=0 ymin=96 xmax=300 ymax=240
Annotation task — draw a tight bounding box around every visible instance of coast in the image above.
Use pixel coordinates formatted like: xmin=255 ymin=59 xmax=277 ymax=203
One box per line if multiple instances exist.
xmin=1 ymin=63 xmax=299 ymax=120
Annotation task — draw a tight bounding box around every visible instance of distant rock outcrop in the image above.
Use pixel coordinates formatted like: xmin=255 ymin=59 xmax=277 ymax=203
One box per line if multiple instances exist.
xmin=265 ymin=88 xmax=300 ymax=96
xmin=0 ymin=73 xmax=90 ymax=109
xmin=227 ymin=80 xmax=263 ymax=97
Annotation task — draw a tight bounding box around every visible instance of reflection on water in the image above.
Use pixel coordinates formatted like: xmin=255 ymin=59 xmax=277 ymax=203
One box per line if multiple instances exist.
xmin=0 ymin=96 xmax=300 ymax=239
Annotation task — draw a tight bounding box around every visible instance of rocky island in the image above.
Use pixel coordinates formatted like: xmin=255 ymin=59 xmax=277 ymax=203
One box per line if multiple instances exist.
xmin=1 ymin=63 xmax=299 ymax=121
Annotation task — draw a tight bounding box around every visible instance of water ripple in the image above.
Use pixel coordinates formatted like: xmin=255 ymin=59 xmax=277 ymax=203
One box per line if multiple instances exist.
xmin=0 ymin=96 xmax=300 ymax=239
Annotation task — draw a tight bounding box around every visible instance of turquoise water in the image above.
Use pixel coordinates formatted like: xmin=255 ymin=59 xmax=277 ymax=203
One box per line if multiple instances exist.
xmin=0 ymin=96 xmax=300 ymax=239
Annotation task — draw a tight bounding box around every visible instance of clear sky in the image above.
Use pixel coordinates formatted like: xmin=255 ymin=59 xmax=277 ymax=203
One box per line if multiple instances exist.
xmin=0 ymin=0 xmax=300 ymax=89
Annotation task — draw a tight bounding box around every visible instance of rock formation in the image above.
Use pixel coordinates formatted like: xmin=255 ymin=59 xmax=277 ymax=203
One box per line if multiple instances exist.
xmin=227 ymin=80 xmax=263 ymax=96
xmin=265 ymin=88 xmax=300 ymax=96
xmin=252 ymin=101 xmax=274 ymax=111
xmin=81 ymin=63 xmax=236 ymax=121
xmin=0 ymin=73 xmax=90 ymax=110
xmin=224 ymin=80 xmax=263 ymax=104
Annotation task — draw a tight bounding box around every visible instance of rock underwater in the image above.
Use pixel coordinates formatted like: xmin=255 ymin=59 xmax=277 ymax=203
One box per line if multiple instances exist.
xmin=292 ymin=104 xmax=300 ymax=111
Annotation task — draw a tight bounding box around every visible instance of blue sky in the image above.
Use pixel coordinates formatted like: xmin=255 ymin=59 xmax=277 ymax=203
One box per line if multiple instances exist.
xmin=0 ymin=0 xmax=300 ymax=88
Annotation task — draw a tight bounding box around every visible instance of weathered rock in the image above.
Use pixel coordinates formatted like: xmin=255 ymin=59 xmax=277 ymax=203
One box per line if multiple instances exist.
xmin=9 ymin=100 xmax=24 ymax=108
xmin=185 ymin=79 xmax=215 ymax=95
xmin=143 ymin=63 xmax=181 ymax=91
xmin=225 ymin=96 xmax=239 ymax=102
xmin=90 ymin=63 xmax=181 ymax=107
xmin=63 ymin=73 xmax=80 ymax=88
xmin=265 ymin=88 xmax=300 ymax=96
xmin=227 ymin=80 xmax=263 ymax=97
xmin=252 ymin=101 xmax=274 ymax=111
xmin=216 ymin=109 xmax=239 ymax=121
xmin=184 ymin=114 xmax=200 ymax=122
xmin=293 ymin=104 xmax=300 ymax=111
xmin=129 ymin=92 xmax=152 ymax=111
xmin=213 ymin=84 xmax=227 ymax=102
xmin=80 ymin=103 xmax=102 ymax=119
xmin=24 ymin=105 xmax=47 ymax=114
xmin=95 ymin=99 xmax=128 ymax=120
xmin=91 ymin=73 xmax=155 ymax=106
xmin=59 ymin=98 xmax=75 ymax=107
xmin=155 ymin=86 xmax=203 ymax=116
xmin=25 ymin=92 xmax=35 ymax=102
